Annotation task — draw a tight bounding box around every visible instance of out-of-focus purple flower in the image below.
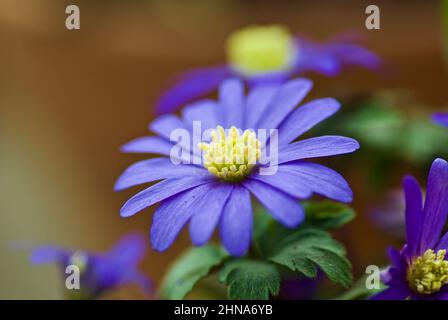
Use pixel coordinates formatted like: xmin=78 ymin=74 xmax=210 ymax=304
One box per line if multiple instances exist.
xmin=369 ymin=189 xmax=406 ymax=239
xmin=372 ymin=158 xmax=448 ymax=300
xmin=116 ymin=77 xmax=359 ymax=256
xmin=433 ymin=113 xmax=448 ymax=127
xmin=157 ymin=25 xmax=380 ymax=114
xmin=31 ymin=234 xmax=151 ymax=299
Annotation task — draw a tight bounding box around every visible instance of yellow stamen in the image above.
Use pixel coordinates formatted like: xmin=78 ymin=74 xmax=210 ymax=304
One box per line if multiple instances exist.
xmin=407 ymin=249 xmax=448 ymax=294
xmin=226 ymin=25 xmax=296 ymax=76
xmin=198 ymin=126 xmax=261 ymax=182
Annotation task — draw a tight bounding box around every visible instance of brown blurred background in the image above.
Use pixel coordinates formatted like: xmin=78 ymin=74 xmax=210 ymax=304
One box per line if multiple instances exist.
xmin=0 ymin=0 xmax=447 ymax=299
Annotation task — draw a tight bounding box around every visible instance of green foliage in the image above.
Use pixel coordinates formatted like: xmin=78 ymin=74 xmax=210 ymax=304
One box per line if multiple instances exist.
xmin=160 ymin=244 xmax=228 ymax=299
xmin=219 ymin=259 xmax=281 ymax=300
xmin=162 ymin=201 xmax=355 ymax=300
xmin=269 ymin=229 xmax=352 ymax=288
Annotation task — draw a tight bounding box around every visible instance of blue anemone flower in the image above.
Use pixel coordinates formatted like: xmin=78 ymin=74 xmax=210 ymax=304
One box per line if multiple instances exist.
xmin=31 ymin=234 xmax=151 ymax=299
xmin=156 ymin=25 xmax=380 ymax=113
xmin=116 ymin=77 xmax=359 ymax=256
xmin=433 ymin=113 xmax=448 ymax=127
xmin=372 ymin=158 xmax=448 ymax=300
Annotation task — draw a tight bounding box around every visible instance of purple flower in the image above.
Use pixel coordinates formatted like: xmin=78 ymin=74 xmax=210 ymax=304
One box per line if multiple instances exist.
xmin=116 ymin=77 xmax=359 ymax=256
xmin=372 ymin=158 xmax=448 ymax=300
xmin=433 ymin=113 xmax=448 ymax=128
xmin=31 ymin=234 xmax=151 ymax=299
xmin=156 ymin=25 xmax=380 ymax=114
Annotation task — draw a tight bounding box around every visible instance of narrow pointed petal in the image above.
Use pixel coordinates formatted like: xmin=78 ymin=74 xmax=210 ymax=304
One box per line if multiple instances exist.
xmin=242 ymin=179 xmax=304 ymax=228
xmin=120 ymin=176 xmax=214 ymax=217
xmin=220 ymin=185 xmax=252 ymax=256
xmin=189 ymin=183 xmax=233 ymax=246
xmin=218 ymin=78 xmax=245 ymax=128
xmin=278 ymin=98 xmax=340 ymax=145
xmin=114 ymin=158 xmax=207 ymax=191
xmin=148 ymin=114 xmax=187 ymax=140
xmin=244 ymin=84 xmax=280 ymax=129
xmin=120 ymin=136 xmax=173 ymax=155
xmin=278 ymin=136 xmax=360 ymax=164
xmin=403 ymin=175 xmax=423 ymax=257
xmin=420 ymin=158 xmax=448 ymax=251
xmin=150 ymin=184 xmax=212 ymax=252
xmin=256 ymin=162 xmax=353 ymax=203
xmin=255 ymin=78 xmax=313 ymax=130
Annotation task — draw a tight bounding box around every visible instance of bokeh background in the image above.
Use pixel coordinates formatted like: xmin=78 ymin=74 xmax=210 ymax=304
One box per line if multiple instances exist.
xmin=1 ymin=0 xmax=447 ymax=299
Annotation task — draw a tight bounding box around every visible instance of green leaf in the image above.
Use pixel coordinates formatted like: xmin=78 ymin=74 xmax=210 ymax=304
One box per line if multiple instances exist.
xmin=269 ymin=229 xmax=353 ymax=288
xmin=219 ymin=259 xmax=280 ymax=300
xmin=160 ymin=245 xmax=228 ymax=300
xmin=303 ymin=200 xmax=355 ymax=230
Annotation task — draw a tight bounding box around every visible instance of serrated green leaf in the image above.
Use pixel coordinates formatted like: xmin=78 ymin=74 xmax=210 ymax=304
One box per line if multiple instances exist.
xmin=306 ymin=247 xmax=353 ymax=288
xmin=160 ymin=245 xmax=228 ymax=299
xmin=303 ymin=201 xmax=355 ymax=230
xmin=219 ymin=259 xmax=280 ymax=300
xmin=269 ymin=228 xmax=352 ymax=287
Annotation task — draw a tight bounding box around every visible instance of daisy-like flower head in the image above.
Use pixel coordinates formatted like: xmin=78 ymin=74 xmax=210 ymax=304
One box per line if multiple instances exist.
xmin=116 ymin=77 xmax=359 ymax=256
xmin=31 ymin=234 xmax=151 ymax=299
xmin=372 ymin=158 xmax=448 ymax=300
xmin=156 ymin=24 xmax=380 ymax=114
xmin=433 ymin=113 xmax=448 ymax=128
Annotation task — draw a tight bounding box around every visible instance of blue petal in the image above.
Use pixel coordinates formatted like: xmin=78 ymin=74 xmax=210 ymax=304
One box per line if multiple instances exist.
xmin=150 ymin=184 xmax=213 ymax=252
xmin=108 ymin=234 xmax=147 ymax=266
xmin=189 ymin=183 xmax=233 ymax=246
xmin=114 ymin=158 xmax=207 ymax=191
xmin=120 ymin=136 xmax=173 ymax=155
xmin=433 ymin=113 xmax=448 ymax=128
xmin=419 ymin=158 xmax=448 ymax=251
xmin=252 ymin=162 xmax=353 ymax=203
xmin=403 ymin=175 xmax=423 ymax=257
xmin=278 ymin=136 xmax=360 ymax=164
xmin=255 ymin=78 xmax=313 ymax=130
xmin=278 ymin=98 xmax=340 ymax=145
xmin=120 ymin=176 xmax=214 ymax=217
xmin=242 ymin=179 xmax=304 ymax=228
xmin=219 ymin=185 xmax=252 ymax=256
xmin=148 ymin=114 xmax=187 ymax=140
xmin=218 ymin=78 xmax=245 ymax=128
xmin=182 ymin=99 xmax=221 ymax=131
xmin=30 ymin=247 xmax=71 ymax=265
xmin=244 ymin=83 xmax=280 ymax=129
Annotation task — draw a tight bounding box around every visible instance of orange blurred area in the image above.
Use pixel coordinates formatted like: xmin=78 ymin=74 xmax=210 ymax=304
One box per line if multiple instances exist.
xmin=0 ymin=0 xmax=447 ymax=299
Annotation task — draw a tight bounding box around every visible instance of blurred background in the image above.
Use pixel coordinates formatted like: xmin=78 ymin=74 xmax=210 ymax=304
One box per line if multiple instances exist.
xmin=0 ymin=0 xmax=447 ymax=299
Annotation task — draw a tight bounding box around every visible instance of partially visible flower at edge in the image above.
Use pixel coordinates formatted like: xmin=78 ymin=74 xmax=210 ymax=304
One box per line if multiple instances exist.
xmin=157 ymin=25 xmax=381 ymax=114
xmin=30 ymin=234 xmax=152 ymax=299
xmin=115 ymin=77 xmax=360 ymax=256
xmin=433 ymin=113 xmax=448 ymax=127
xmin=372 ymin=158 xmax=448 ymax=300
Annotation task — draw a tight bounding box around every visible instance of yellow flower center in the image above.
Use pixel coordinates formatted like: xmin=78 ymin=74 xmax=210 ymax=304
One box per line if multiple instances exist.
xmin=198 ymin=126 xmax=261 ymax=182
xmin=407 ymin=249 xmax=448 ymax=294
xmin=226 ymin=25 xmax=296 ymax=76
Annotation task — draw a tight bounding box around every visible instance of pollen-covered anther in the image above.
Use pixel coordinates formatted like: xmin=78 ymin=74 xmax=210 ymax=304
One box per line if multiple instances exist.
xmin=198 ymin=126 xmax=261 ymax=182
xmin=407 ymin=249 xmax=448 ymax=294
xmin=226 ymin=25 xmax=297 ymax=76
